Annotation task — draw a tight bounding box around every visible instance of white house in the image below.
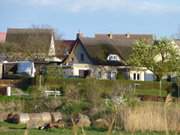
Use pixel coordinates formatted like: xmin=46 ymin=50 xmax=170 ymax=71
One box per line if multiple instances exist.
xmin=62 ymin=33 xmax=154 ymax=81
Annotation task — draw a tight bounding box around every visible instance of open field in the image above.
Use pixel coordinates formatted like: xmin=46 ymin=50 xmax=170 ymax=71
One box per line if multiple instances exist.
xmin=33 ymin=78 xmax=170 ymax=99
xmin=0 ymin=78 xmax=170 ymax=113
xmin=135 ymin=88 xmax=167 ymax=96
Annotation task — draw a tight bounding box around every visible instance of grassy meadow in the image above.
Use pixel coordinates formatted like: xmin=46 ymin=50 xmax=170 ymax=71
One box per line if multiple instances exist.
xmin=0 ymin=122 xmax=178 ymax=135
xmin=0 ymin=72 xmax=179 ymax=134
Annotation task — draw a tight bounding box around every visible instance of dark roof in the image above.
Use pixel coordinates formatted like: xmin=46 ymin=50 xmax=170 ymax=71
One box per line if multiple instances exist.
xmin=79 ymin=35 xmax=153 ymax=66
xmin=6 ymin=28 xmax=53 ymax=55
xmin=95 ymin=33 xmax=153 ymax=42
xmin=7 ymin=28 xmax=53 ymax=34
xmin=55 ymin=40 xmax=76 ymax=61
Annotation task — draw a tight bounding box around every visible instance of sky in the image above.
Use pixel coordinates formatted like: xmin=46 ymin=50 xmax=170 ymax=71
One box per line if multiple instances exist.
xmin=1 ymin=0 xmax=180 ymax=39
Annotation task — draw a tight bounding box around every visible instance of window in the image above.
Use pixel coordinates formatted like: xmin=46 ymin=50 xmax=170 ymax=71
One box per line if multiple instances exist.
xmin=133 ymin=73 xmax=140 ymax=80
xmin=106 ymin=71 xmax=116 ymax=80
xmin=133 ymin=73 xmax=136 ymax=80
xmin=80 ymin=53 xmax=84 ymax=61
xmin=107 ymin=72 xmax=111 ymax=79
xmin=111 ymin=72 xmax=116 ymax=80
xmin=137 ymin=73 xmax=140 ymax=80
xmin=107 ymin=54 xmax=120 ymax=61
xmin=97 ymin=71 xmax=101 ymax=79
xmin=79 ymin=70 xmax=85 ymax=77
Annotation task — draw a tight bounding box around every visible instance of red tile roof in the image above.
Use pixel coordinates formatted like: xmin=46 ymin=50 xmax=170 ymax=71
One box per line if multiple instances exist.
xmin=0 ymin=32 xmax=6 ymax=43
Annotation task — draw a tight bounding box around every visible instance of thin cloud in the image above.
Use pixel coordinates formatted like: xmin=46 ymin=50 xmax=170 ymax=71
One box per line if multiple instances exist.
xmin=9 ymin=0 xmax=180 ymax=14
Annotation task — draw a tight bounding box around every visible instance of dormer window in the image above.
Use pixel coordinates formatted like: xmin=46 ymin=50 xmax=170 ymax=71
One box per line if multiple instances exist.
xmin=107 ymin=54 xmax=120 ymax=62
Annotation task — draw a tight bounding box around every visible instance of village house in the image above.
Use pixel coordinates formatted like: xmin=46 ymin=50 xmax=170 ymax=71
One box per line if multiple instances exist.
xmin=5 ymin=28 xmax=61 ymax=62
xmin=0 ymin=28 xmax=63 ymax=78
xmin=0 ymin=28 xmax=165 ymax=81
xmin=62 ymin=33 xmax=155 ymax=81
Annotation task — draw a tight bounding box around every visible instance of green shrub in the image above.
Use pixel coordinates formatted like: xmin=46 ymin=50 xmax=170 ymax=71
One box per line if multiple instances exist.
xmin=116 ymin=72 xmax=126 ymax=80
xmin=59 ymin=100 xmax=91 ymax=115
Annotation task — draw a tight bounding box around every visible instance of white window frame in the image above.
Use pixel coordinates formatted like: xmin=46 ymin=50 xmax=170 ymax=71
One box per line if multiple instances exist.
xmin=107 ymin=54 xmax=121 ymax=62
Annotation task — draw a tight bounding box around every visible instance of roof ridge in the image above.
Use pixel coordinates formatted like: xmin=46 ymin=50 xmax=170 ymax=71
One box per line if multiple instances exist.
xmin=7 ymin=28 xmax=54 ymax=34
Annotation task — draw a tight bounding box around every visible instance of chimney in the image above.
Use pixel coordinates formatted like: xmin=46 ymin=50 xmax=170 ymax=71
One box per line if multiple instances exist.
xmin=76 ymin=32 xmax=84 ymax=39
xmin=107 ymin=33 xmax=112 ymax=39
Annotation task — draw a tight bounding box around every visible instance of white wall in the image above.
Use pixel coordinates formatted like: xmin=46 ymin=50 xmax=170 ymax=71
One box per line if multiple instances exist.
xmin=91 ymin=65 xmax=118 ymax=80
xmin=63 ymin=63 xmax=155 ymax=81
xmin=129 ymin=70 xmax=144 ymax=81
xmin=73 ymin=64 xmax=91 ymax=76
xmin=65 ymin=64 xmax=118 ymax=80
xmin=129 ymin=69 xmax=154 ymax=81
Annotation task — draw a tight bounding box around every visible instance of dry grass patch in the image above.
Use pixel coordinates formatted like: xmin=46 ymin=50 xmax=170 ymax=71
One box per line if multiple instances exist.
xmin=121 ymin=102 xmax=180 ymax=133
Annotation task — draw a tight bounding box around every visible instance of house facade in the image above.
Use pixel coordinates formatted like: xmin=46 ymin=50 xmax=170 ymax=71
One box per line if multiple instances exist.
xmin=0 ymin=28 xmax=64 ymax=78
xmin=1 ymin=28 xmax=156 ymax=81
xmin=63 ymin=33 xmax=155 ymax=81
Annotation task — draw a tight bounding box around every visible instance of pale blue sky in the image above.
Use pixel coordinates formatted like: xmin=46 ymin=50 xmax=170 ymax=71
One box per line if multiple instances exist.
xmin=1 ymin=0 xmax=180 ymax=39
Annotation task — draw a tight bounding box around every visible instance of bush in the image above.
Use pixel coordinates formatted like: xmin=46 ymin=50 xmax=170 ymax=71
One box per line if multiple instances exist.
xmin=116 ymin=72 xmax=126 ymax=80
xmin=59 ymin=100 xmax=91 ymax=115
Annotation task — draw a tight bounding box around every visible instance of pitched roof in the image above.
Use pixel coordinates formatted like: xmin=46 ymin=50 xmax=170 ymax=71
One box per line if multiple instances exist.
xmin=78 ymin=35 xmax=153 ymax=66
xmin=55 ymin=40 xmax=76 ymax=61
xmin=6 ymin=28 xmax=53 ymax=56
xmin=0 ymin=32 xmax=6 ymax=43
xmin=95 ymin=33 xmax=153 ymax=42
